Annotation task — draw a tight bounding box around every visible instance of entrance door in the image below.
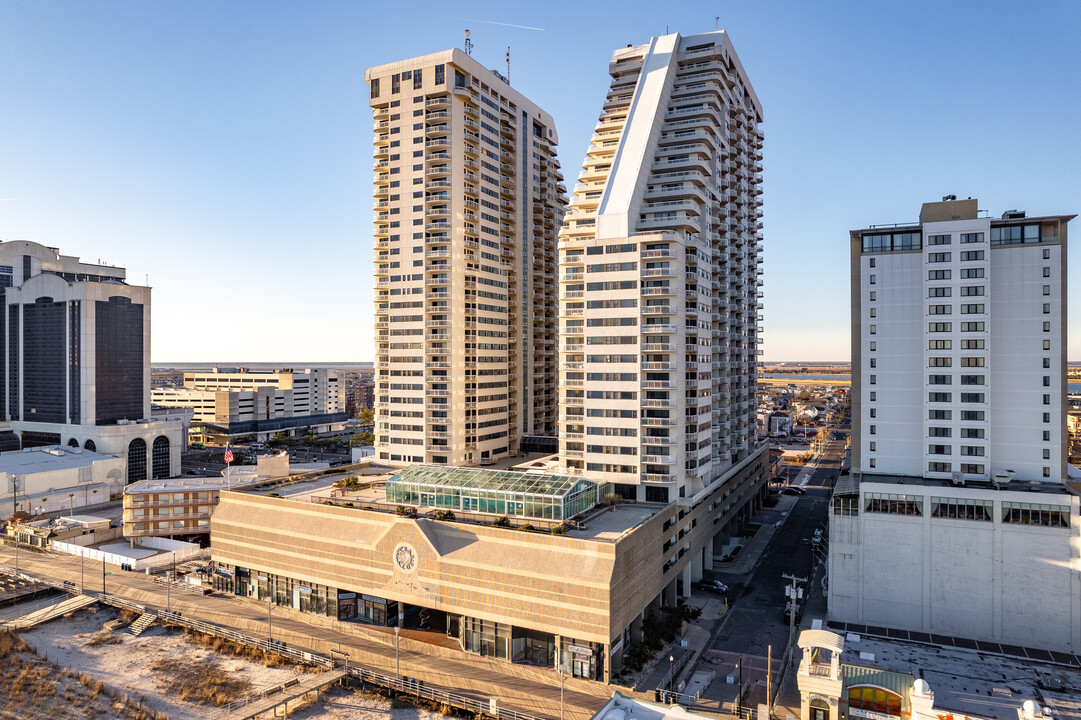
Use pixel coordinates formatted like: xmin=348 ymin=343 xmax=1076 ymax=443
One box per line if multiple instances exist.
xmin=811 ymin=706 xmax=828 ymax=720
xmin=573 ymin=656 xmax=589 ymax=678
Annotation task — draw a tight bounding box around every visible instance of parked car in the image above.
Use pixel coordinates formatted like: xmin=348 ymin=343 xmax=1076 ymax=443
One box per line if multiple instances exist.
xmin=782 ymin=486 xmax=806 ymax=495
xmin=699 ymin=579 xmax=728 ymax=594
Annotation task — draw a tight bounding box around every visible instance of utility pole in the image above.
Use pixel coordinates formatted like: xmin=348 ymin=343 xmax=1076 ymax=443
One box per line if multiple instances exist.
xmin=10 ymin=476 xmax=19 ymax=576
xmin=766 ymin=644 xmax=772 ymax=714
xmin=782 ymin=573 xmax=807 ymax=650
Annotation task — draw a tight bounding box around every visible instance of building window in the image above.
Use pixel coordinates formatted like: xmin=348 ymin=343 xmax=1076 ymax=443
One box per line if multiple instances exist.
xmin=1043 ymin=449 xmax=1051 ymax=459
xmin=869 ymin=274 xmax=876 ymax=284
xmin=1043 ymin=285 xmax=1051 ymax=296
xmin=1043 ymin=467 xmax=1051 ymax=478
xmin=152 ymin=436 xmax=170 ymax=479
xmin=869 ymin=291 xmax=876 ymax=301
xmin=864 ymin=493 xmax=922 ymax=517
xmin=1043 ymin=321 xmax=1051 ymax=332
xmin=868 ymin=458 xmax=876 ymax=468
xmin=1043 ymin=248 xmax=1051 ymax=259
xmin=870 ymin=358 xmax=877 ymax=368
xmin=927 ymin=252 xmax=951 ymax=263
xmin=870 ymin=408 xmax=876 ymax=418
xmin=1044 ymin=303 xmax=1051 ymax=314
xmin=833 ymin=497 xmax=859 ymax=516
xmin=869 ymin=325 xmax=876 ymax=335
xmin=1043 ymin=431 xmax=1051 ymax=441
xmin=927 ymin=234 xmax=951 ymax=246
xmin=127 ymin=438 xmax=147 ymax=484
xmin=370 ymin=78 xmax=380 ymax=98
xmin=869 ymin=392 xmax=876 ymax=401
xmin=869 ymin=375 xmax=876 ymax=385
xmin=931 ymin=496 xmax=992 ymax=520
xmin=927 ymin=444 xmax=951 ymax=455
xmin=960 ymin=232 xmax=984 ymax=244
xmin=869 ymin=308 xmax=876 ymax=317
xmin=869 ymin=425 xmax=876 ymax=434
xmin=869 ymin=342 xmax=876 ymax=351
xmin=1002 ymin=502 xmax=1069 ymax=527
xmin=1043 ymin=267 xmax=1051 ymax=277
xmin=869 ymin=258 xmax=875 ymax=268
xmin=869 ymin=441 xmax=876 ymax=451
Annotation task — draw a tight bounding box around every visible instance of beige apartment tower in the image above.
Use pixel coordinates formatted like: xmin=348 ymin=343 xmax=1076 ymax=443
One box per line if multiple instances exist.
xmin=559 ymin=32 xmax=765 ymax=502
xmin=367 ymin=50 xmax=565 ymax=467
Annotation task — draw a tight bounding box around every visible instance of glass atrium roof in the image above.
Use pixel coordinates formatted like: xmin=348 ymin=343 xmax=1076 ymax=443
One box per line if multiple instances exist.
xmin=387 ymin=464 xmax=593 ymax=498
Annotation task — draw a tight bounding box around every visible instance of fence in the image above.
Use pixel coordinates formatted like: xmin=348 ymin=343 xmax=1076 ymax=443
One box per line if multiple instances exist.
xmin=49 ymin=540 xmax=206 ymax=572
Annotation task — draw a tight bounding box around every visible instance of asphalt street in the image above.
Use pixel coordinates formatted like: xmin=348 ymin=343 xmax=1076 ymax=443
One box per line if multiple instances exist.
xmin=685 ymin=426 xmax=849 ymax=714
xmin=706 ymin=431 xmax=847 ymax=657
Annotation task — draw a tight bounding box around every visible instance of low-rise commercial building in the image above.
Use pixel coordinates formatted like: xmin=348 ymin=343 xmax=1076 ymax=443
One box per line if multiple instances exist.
xmin=210 ymin=455 xmax=769 ymax=682
xmin=123 ymin=453 xmax=290 ymax=539
xmin=2 ymin=445 xmax=126 ymax=514
xmin=796 ymin=628 xmax=1081 ymax=720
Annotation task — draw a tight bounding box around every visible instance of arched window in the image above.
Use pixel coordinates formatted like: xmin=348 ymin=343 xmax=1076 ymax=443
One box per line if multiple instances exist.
xmin=848 ymin=686 xmax=902 ymax=716
xmin=84 ymin=439 xmax=96 ymax=452
xmin=152 ymin=436 xmax=170 ymax=479
xmin=67 ymin=438 xmax=79 ymax=448
xmin=127 ymin=438 xmax=147 ymax=484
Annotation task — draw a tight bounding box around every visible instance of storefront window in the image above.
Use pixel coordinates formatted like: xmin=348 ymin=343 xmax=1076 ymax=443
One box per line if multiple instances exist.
xmin=848 ymin=686 xmax=901 ymax=716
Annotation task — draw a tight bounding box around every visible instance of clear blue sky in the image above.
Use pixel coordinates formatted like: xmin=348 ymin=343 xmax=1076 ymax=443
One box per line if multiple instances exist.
xmin=1 ymin=1 xmax=1079 ymax=362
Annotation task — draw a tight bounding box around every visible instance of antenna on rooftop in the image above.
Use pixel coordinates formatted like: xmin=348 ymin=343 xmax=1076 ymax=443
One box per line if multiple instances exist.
xmin=464 ymin=29 xmax=473 ymax=56
xmin=715 ymin=16 xmax=719 ymax=30
xmin=505 ymin=46 xmax=511 ymax=83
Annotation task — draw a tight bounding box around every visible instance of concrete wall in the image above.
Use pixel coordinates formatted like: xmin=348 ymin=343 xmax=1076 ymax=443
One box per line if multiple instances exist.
xmin=828 ymin=481 xmax=1081 ymax=652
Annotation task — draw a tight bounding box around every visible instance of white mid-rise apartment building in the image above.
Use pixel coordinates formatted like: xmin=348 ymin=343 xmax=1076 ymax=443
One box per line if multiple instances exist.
xmin=558 ymin=32 xmax=765 ymax=503
xmin=830 ymin=198 xmax=1080 ymax=653
xmin=366 ymin=50 xmax=565 ymax=468
xmin=152 ymin=367 xmax=347 ymax=444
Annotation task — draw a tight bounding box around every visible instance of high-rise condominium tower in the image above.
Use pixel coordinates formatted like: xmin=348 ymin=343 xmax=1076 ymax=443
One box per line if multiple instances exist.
xmin=558 ymin=32 xmax=765 ymax=503
xmin=367 ymin=50 xmax=564 ymax=467
xmin=830 ymin=198 xmax=1080 ymax=654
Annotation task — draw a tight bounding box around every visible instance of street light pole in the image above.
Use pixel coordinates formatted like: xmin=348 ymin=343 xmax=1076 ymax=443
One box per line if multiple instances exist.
xmin=668 ymin=654 xmax=674 ymax=698
xmin=268 ymin=596 xmax=273 ymax=644
xmin=394 ymin=626 xmax=401 ymax=685
xmin=559 ymin=664 xmax=568 ymax=720
xmin=737 ymin=654 xmax=743 ymax=718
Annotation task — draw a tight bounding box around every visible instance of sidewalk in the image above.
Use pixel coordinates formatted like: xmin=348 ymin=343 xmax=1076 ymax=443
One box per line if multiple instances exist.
xmin=714 ymin=493 xmax=798 ymax=577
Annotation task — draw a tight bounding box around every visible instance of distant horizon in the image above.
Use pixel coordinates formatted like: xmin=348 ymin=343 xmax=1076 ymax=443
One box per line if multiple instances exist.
xmin=151 ymin=359 xmax=1081 ymax=366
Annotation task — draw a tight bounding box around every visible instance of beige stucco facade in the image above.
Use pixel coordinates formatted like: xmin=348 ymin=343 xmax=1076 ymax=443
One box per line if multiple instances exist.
xmin=209 ymin=446 xmax=769 ymax=681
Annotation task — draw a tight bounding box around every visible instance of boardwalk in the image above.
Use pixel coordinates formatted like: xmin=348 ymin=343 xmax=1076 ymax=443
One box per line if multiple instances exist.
xmin=1 ymin=593 xmax=97 ymax=630
xmin=0 ymin=547 xmax=616 ymax=720
xmin=216 ymin=669 xmax=346 ymax=720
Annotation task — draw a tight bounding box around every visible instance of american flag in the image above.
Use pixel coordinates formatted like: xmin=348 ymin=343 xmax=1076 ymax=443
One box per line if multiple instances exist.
xmin=224 ymin=447 xmax=234 ymax=464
